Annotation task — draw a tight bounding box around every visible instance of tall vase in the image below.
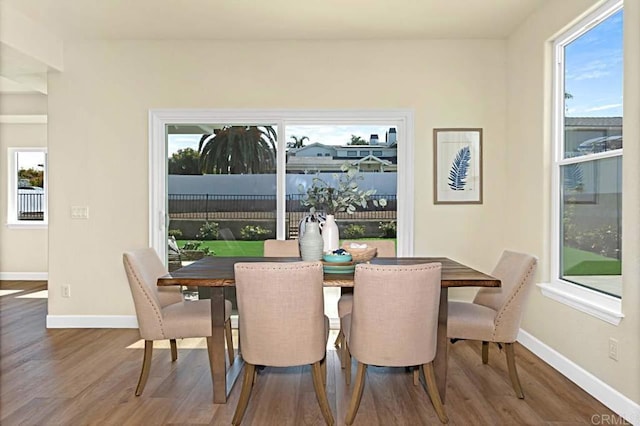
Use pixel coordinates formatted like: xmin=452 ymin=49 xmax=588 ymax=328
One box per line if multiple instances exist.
xmin=299 ymin=221 xmax=324 ymax=261
xmin=320 ymin=214 xmax=339 ymax=253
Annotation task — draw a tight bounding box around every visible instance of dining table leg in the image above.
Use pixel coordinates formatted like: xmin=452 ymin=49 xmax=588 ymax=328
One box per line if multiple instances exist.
xmin=208 ymin=287 xmax=243 ymax=404
xmin=433 ymin=288 xmax=448 ymax=402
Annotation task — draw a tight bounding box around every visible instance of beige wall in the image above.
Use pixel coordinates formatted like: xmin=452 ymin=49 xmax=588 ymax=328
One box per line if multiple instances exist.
xmin=0 ymin=94 xmax=48 ymax=274
xmin=507 ymin=0 xmax=639 ymax=405
xmin=47 ymin=40 xmax=509 ymax=316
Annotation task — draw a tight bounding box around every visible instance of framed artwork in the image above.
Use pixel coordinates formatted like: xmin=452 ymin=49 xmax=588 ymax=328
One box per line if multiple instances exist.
xmin=433 ymin=128 xmax=483 ymax=204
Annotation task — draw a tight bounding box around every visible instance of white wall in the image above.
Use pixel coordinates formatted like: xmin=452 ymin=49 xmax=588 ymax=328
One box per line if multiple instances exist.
xmin=506 ymin=0 xmax=639 ymax=407
xmin=47 ymin=39 xmax=508 ymax=315
xmin=0 ymin=94 xmax=48 ymax=276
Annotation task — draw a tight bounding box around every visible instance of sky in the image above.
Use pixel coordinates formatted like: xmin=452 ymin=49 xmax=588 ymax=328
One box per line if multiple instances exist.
xmin=168 ymin=125 xmax=395 ymax=156
xmin=16 ymin=151 xmax=45 ymax=171
xmin=564 ymin=9 xmax=623 ymax=117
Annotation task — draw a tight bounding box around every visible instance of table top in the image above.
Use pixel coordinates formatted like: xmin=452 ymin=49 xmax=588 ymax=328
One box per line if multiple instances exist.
xmin=157 ymin=256 xmax=500 ymax=288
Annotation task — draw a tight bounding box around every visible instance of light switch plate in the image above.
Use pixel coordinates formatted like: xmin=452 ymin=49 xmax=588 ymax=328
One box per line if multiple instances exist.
xmin=71 ymin=206 xmax=89 ymax=219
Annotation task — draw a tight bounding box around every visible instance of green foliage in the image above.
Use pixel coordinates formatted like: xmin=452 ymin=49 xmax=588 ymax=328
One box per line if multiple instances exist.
xmin=168 ymin=148 xmax=201 ymax=175
xmin=349 ymin=135 xmax=367 ymax=145
xmin=18 ymin=168 xmax=44 ymax=187
xmin=343 ymin=224 xmax=366 ymax=239
xmin=378 ymin=220 xmax=397 ymax=238
xmin=196 ymin=221 xmax=220 ymax=240
xmin=168 ymin=229 xmax=183 ymax=238
xmin=564 ymin=224 xmax=620 ymax=259
xmin=298 ymin=163 xmax=387 ymax=215
xmin=181 ymin=241 xmax=212 ymax=255
xmin=198 ymin=126 xmax=276 ymax=174
xmin=239 ymin=225 xmax=269 ymax=241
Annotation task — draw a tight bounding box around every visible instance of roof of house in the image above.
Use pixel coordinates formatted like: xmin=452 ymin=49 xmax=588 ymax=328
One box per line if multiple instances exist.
xmin=565 ymin=117 xmax=623 ymax=127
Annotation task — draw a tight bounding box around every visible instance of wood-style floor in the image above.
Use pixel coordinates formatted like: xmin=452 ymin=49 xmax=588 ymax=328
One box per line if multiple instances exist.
xmin=1 ymin=281 xmax=616 ymax=425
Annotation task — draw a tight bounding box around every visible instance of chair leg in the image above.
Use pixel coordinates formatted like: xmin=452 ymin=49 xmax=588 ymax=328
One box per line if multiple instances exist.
xmin=482 ymin=341 xmax=489 ymax=364
xmin=345 ymin=362 xmax=367 ymax=425
xmin=321 ymin=356 xmax=327 ymax=385
xmin=505 ymin=343 xmax=525 ymax=399
xmin=135 ymin=340 xmax=154 ymax=396
xmin=311 ymin=361 xmax=335 ymax=426
xmin=413 ymin=367 xmax=420 ymax=386
xmin=225 ymin=319 xmax=235 ymax=366
xmin=170 ymin=339 xmax=178 ymax=362
xmin=232 ymin=363 xmax=256 ymax=426
xmin=345 ymin=342 xmax=352 ymax=385
xmin=333 ymin=328 xmax=343 ymax=349
xmin=421 ymin=362 xmax=449 ymax=424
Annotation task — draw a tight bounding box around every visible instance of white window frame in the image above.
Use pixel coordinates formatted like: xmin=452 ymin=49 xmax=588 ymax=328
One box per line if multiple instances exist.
xmin=539 ymin=0 xmax=624 ymax=325
xmin=6 ymin=147 xmax=48 ymax=228
xmin=149 ymin=109 xmax=414 ymax=262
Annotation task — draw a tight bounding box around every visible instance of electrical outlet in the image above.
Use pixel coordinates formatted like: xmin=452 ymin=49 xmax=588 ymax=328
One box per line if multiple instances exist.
xmin=71 ymin=206 xmax=89 ymax=219
xmin=608 ymin=338 xmax=618 ymax=361
xmin=62 ymin=285 xmax=71 ymax=298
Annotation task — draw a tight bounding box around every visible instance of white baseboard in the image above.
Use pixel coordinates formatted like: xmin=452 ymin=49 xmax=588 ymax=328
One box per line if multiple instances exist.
xmin=518 ymin=329 xmax=640 ymax=425
xmin=46 ymin=315 xmax=138 ymax=328
xmin=0 ymin=272 xmax=48 ymax=280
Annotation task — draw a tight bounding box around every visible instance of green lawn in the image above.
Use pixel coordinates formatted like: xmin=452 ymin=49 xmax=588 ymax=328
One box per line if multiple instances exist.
xmin=563 ymin=246 xmax=621 ymax=275
xmin=177 ymin=238 xmax=397 ymax=257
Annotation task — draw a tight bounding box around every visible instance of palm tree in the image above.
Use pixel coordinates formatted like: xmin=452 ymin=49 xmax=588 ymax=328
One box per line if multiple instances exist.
xmin=289 ymin=135 xmax=309 ymax=148
xmin=198 ymin=126 xmax=276 ymax=174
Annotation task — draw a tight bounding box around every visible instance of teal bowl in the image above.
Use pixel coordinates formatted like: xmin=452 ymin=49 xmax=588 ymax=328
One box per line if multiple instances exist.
xmin=323 ymin=253 xmax=352 ymax=263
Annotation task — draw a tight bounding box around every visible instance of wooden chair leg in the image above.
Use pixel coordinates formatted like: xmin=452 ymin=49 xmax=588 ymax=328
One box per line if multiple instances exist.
xmin=333 ymin=328 xmax=343 ymax=349
xmin=345 ymin=362 xmax=367 ymax=425
xmin=421 ymin=362 xmax=449 ymax=424
xmin=413 ymin=367 xmax=420 ymax=386
xmin=345 ymin=342 xmax=352 ymax=385
xmin=482 ymin=341 xmax=489 ymax=364
xmin=225 ymin=319 xmax=235 ymax=366
xmin=232 ymin=363 xmax=256 ymax=426
xmin=311 ymin=361 xmax=335 ymax=426
xmin=321 ymin=356 xmax=327 ymax=385
xmin=170 ymin=339 xmax=178 ymax=362
xmin=135 ymin=340 xmax=154 ymax=396
xmin=505 ymin=343 xmax=525 ymax=399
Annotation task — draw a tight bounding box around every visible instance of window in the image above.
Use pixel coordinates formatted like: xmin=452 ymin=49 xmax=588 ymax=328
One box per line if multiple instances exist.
xmin=150 ymin=109 xmax=414 ymax=262
xmin=543 ymin=0 xmax=623 ymax=324
xmin=373 ymin=150 xmax=383 ymax=156
xmin=347 ymin=150 xmax=357 ymax=157
xmin=7 ymin=148 xmax=47 ymax=226
xmin=359 ymin=150 xmax=369 ymax=156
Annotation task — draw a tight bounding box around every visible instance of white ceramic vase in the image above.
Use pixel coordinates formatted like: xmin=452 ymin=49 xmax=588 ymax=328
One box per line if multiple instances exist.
xmin=299 ymin=221 xmax=324 ymax=261
xmin=320 ymin=214 xmax=340 ymax=253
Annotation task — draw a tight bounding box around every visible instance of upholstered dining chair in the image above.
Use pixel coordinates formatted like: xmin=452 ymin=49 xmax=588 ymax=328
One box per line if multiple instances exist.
xmin=334 ymin=239 xmax=396 ymax=363
xmin=122 ymin=248 xmax=234 ymax=396
xmin=447 ymin=250 xmax=538 ymax=399
xmin=342 ymin=262 xmax=447 ymax=424
xmin=232 ymin=261 xmax=334 ymax=426
xmin=263 ymin=239 xmax=300 ymax=257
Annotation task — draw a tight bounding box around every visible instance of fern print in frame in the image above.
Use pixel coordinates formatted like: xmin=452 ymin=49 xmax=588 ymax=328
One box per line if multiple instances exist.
xmin=433 ymin=128 xmax=483 ymax=204
xmin=448 ymin=146 xmax=471 ymax=190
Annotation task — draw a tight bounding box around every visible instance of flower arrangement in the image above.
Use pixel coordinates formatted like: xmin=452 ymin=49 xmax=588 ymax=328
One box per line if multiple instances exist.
xmin=298 ymin=163 xmax=387 ymax=215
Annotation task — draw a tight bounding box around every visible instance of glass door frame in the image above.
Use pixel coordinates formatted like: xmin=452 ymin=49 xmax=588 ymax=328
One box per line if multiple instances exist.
xmin=149 ymin=109 xmax=415 ymax=261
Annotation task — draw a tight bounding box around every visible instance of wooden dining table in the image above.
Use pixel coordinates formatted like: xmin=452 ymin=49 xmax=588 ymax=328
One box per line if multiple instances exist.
xmin=157 ymin=256 xmax=500 ymax=404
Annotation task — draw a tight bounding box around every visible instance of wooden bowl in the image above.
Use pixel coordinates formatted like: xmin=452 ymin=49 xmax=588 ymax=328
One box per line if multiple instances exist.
xmin=342 ymin=244 xmax=377 ymax=263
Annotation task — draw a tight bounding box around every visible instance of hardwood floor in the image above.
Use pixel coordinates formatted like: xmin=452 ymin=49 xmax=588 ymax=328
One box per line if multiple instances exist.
xmin=1 ymin=280 xmax=616 ymax=425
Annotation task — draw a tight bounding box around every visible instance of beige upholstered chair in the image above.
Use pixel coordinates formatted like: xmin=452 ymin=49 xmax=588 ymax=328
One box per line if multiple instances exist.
xmin=448 ymin=250 xmax=538 ymax=399
xmin=343 ymin=262 xmax=447 ymax=424
xmin=122 ymin=248 xmax=234 ymax=396
xmin=334 ymin=239 xmax=396 ymax=362
xmin=263 ymin=239 xmax=300 ymax=257
xmin=232 ymin=261 xmax=334 ymax=425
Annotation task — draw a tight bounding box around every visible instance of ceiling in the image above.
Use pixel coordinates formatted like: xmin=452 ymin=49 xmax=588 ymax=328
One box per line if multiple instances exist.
xmin=0 ymin=0 xmax=547 ymax=95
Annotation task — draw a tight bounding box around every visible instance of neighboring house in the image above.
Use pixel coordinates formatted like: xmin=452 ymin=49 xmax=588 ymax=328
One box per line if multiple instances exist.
xmin=565 ymin=117 xmax=622 ymax=154
xmin=287 ymin=128 xmax=398 ymax=173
